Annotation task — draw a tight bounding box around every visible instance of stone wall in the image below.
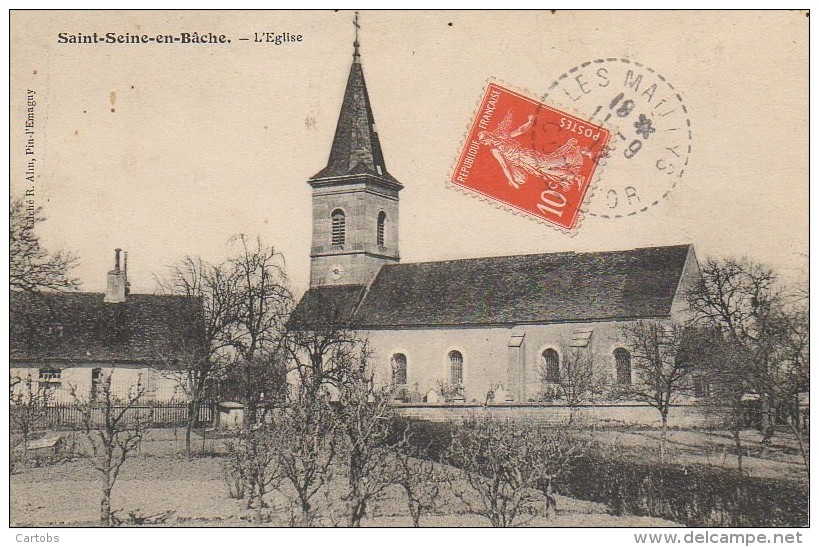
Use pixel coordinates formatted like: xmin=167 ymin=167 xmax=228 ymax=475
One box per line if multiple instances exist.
xmin=393 ymin=403 xmax=712 ymax=429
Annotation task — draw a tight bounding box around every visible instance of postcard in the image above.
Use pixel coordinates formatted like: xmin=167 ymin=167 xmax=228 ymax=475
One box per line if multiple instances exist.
xmin=9 ymin=10 xmax=809 ymax=530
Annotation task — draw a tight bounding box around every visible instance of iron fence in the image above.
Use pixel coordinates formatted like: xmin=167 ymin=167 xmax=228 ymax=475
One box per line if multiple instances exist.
xmin=11 ymin=401 xmax=215 ymax=430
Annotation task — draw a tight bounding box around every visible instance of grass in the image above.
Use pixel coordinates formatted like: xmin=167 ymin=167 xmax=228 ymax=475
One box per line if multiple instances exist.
xmin=584 ymin=429 xmax=808 ymax=482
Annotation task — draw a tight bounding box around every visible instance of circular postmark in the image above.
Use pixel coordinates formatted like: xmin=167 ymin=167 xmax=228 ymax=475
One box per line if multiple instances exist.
xmin=543 ymin=59 xmax=692 ymax=218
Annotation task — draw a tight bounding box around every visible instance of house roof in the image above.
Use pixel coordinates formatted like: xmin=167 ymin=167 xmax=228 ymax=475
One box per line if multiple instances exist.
xmin=293 ymin=245 xmax=693 ymax=329
xmin=309 ymin=47 xmax=401 ymax=186
xmin=10 ymin=291 xmax=204 ymax=363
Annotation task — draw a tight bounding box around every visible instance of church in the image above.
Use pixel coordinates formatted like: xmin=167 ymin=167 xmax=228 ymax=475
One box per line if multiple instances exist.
xmin=291 ymin=37 xmax=702 ymax=409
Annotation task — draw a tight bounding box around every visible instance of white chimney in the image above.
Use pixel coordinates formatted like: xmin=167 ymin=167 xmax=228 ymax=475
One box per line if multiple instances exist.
xmin=123 ymin=251 xmax=130 ymax=296
xmin=104 ymin=248 xmax=127 ymax=303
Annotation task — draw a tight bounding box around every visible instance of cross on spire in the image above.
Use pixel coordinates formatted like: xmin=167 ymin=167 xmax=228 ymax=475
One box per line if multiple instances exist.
xmin=353 ymin=11 xmax=360 ymax=61
xmin=309 ymin=9 xmax=400 ymax=187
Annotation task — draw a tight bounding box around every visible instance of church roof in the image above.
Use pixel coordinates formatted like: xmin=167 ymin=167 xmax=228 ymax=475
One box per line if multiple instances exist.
xmin=293 ymin=245 xmax=694 ymax=329
xmin=288 ymin=284 xmax=366 ymax=330
xmin=309 ymin=47 xmax=401 ymax=186
xmin=10 ymin=291 xmax=204 ymax=363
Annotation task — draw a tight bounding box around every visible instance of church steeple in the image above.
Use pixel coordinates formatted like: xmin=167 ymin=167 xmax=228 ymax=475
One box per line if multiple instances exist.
xmin=307 ymin=12 xmax=402 ymax=288
xmin=310 ymin=13 xmax=400 ymax=186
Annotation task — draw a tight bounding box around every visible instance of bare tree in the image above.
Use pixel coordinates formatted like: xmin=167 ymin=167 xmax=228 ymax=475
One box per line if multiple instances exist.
xmin=615 ymin=321 xmax=695 ymax=462
xmin=285 ymin=310 xmax=361 ymax=401
xmin=759 ymin=294 xmax=809 ymax=470
xmin=270 ymin=390 xmax=339 ymax=526
xmin=10 ymin=372 xmax=54 ymax=468
xmin=275 ymin=285 xmax=376 ymax=526
xmin=538 ymin=342 xmax=608 ymax=424
xmin=392 ymin=425 xmax=448 ymax=527
xmin=334 ymin=342 xmax=400 ymax=527
xmin=155 ymin=345 xmax=215 ymax=460
xmin=446 ymin=416 xmax=582 ymax=527
xmin=157 ymin=236 xmax=292 ymax=436
xmin=225 ymin=422 xmax=282 ymax=523
xmin=155 ymin=256 xmax=236 ymax=458
xmin=10 ymin=197 xmax=80 ymax=294
xmin=689 ymin=256 xmax=810 ymax=470
xmin=701 ymin=304 xmax=808 ymax=475
xmin=69 ymin=371 xmax=151 ymax=527
xmin=221 ymin=234 xmax=293 ymax=426
xmin=688 ymin=257 xmax=783 ymax=439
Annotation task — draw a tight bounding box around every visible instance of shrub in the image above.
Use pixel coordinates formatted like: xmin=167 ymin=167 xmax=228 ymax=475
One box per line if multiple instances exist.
xmin=110 ymin=509 xmax=176 ymax=526
xmin=560 ymin=451 xmax=809 ymax=527
xmin=445 ymin=416 xmax=582 ymax=526
xmin=223 ymin=424 xmax=280 ymax=523
xmin=390 ymin=418 xmax=452 ymax=461
xmin=220 ymin=456 xmax=245 ymax=500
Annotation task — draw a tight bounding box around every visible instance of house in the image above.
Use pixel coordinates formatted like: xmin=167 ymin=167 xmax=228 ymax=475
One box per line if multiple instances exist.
xmin=10 ymin=249 xmax=203 ymax=403
xmin=291 ymin=36 xmax=704 ymax=410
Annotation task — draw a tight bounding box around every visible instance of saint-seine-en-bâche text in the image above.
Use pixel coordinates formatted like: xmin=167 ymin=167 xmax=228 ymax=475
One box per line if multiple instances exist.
xmin=57 ymin=32 xmax=304 ymax=45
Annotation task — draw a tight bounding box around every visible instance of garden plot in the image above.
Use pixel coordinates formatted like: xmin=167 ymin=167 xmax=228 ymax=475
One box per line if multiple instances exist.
xmin=11 ymin=428 xmax=677 ymax=527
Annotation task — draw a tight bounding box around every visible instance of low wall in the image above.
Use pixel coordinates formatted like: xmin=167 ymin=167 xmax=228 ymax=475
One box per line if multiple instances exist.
xmin=392 ymin=403 xmax=711 ymax=429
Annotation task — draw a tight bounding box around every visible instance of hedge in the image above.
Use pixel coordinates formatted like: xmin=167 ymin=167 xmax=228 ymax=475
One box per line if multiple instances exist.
xmin=560 ymin=453 xmax=808 ymax=527
xmin=395 ymin=418 xmax=809 ymax=527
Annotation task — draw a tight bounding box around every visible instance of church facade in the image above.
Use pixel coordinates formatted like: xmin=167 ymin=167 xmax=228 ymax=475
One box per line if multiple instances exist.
xmin=293 ymin=40 xmax=703 ymax=409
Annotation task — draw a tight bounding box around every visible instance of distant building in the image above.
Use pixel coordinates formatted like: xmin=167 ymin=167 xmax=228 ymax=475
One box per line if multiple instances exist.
xmin=10 ymin=249 xmax=203 ymax=403
xmin=292 ymin=37 xmax=703 ymax=407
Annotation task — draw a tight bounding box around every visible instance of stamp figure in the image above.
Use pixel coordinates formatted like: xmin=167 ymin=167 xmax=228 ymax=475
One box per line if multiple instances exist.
xmin=452 ymin=83 xmax=610 ymax=230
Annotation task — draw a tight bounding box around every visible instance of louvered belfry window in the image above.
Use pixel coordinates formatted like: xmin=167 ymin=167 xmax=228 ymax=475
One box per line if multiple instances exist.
xmin=377 ymin=211 xmax=386 ymax=247
xmin=331 ymin=209 xmax=346 ymax=247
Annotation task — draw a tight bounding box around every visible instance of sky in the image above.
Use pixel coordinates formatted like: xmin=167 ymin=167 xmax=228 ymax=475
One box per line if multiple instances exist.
xmin=10 ymin=10 xmax=809 ymax=297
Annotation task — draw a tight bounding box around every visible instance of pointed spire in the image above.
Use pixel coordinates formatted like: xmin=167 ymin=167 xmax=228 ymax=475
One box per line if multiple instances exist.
xmin=310 ymin=12 xmax=400 ymax=186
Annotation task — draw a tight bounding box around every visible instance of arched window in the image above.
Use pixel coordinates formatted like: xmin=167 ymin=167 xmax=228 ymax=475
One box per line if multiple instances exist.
xmin=391 ymin=353 xmax=407 ymax=386
xmin=377 ymin=211 xmax=387 ymax=247
xmin=331 ymin=209 xmax=346 ymax=247
xmin=449 ymin=350 xmax=463 ymax=385
xmin=614 ymin=348 xmax=632 ymax=385
xmin=692 ymin=374 xmax=710 ymax=398
xmin=542 ymin=349 xmax=560 ymax=383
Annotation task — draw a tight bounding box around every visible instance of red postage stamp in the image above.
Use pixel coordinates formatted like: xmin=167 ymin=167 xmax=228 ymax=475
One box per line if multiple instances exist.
xmin=451 ymin=83 xmax=611 ymax=230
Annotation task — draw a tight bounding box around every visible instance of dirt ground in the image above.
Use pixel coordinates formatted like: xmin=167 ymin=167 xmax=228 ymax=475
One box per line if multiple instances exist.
xmin=10 ymin=459 xmax=676 ymax=527
xmin=11 ymin=427 xmax=679 ymax=527
xmin=12 ymin=427 xmax=808 ymax=527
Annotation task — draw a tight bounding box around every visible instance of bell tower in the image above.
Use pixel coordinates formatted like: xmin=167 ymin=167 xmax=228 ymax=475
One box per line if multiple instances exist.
xmin=308 ymin=14 xmax=402 ymax=288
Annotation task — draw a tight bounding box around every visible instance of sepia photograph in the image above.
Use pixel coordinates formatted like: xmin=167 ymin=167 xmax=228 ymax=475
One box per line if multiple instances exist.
xmin=7 ymin=9 xmax=809 ymax=533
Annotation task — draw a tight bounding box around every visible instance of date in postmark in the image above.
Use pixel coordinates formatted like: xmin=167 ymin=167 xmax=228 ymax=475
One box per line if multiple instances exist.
xmin=544 ymin=59 xmax=692 ymax=218
xmin=451 ymin=83 xmax=611 ymax=231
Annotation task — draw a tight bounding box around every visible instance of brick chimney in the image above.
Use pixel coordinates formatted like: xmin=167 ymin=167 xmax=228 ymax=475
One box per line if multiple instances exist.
xmin=104 ymin=248 xmax=127 ymax=303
